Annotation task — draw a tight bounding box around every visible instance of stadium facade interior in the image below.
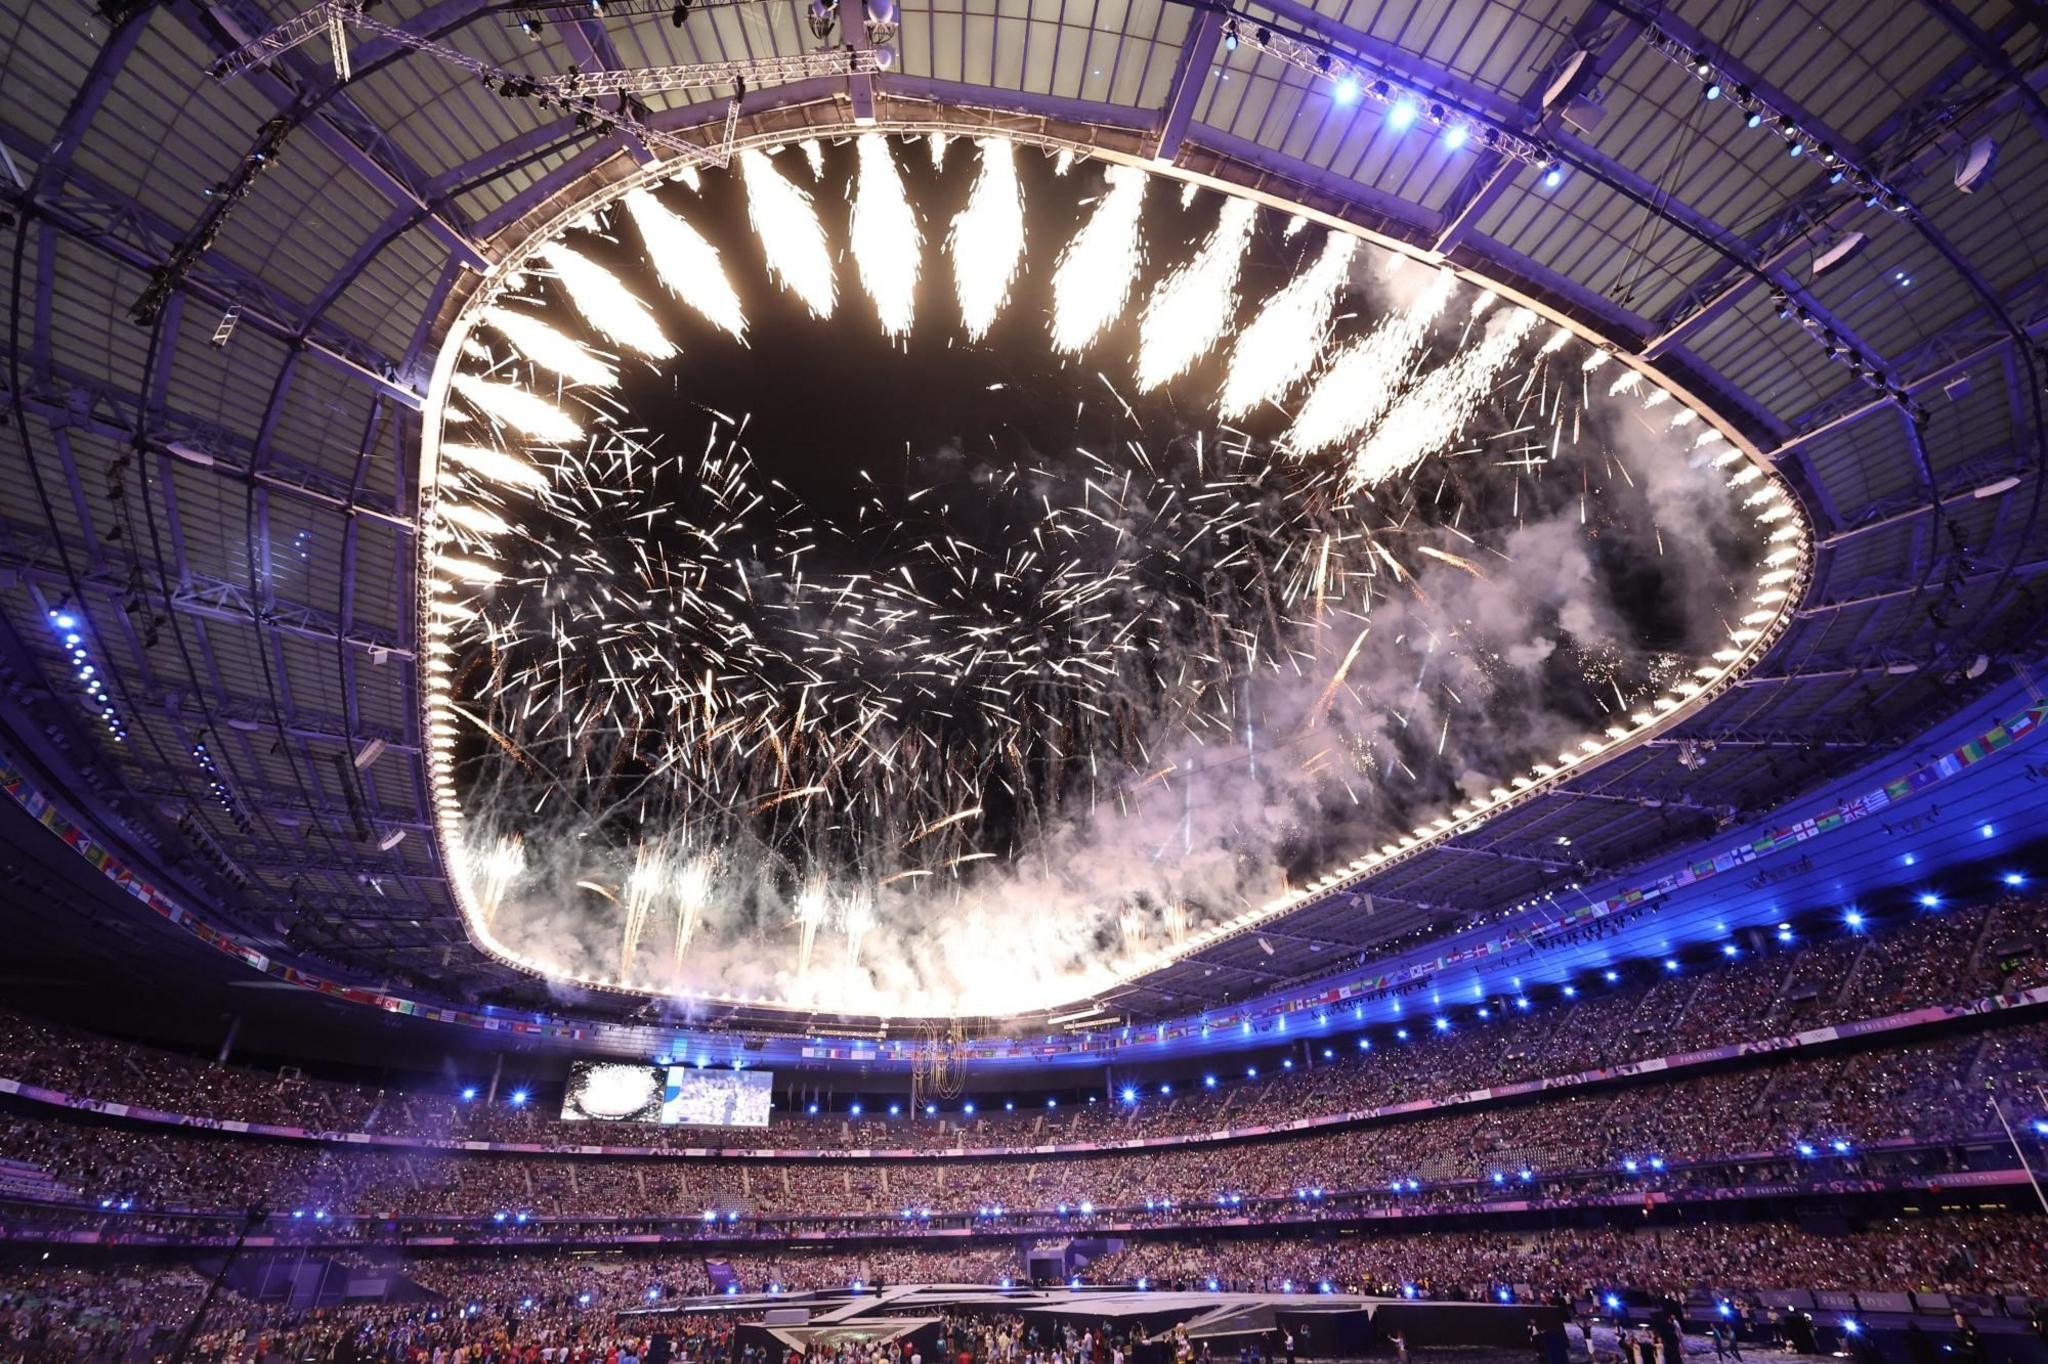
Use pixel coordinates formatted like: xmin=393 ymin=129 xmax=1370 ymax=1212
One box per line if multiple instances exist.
xmin=2 ymin=0 xmax=2048 ymax=1357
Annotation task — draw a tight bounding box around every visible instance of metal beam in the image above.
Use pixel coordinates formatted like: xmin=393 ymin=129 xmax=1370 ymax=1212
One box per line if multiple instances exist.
xmin=1914 ymin=0 xmax=2048 ymax=139
xmin=1776 ymin=273 xmax=2048 ymax=457
xmin=0 ymin=143 xmax=418 ymax=405
xmin=1152 ymin=10 xmax=1220 ymax=162
xmin=146 ymin=686 xmax=418 ymax=755
xmin=1434 ymin=10 xmax=1639 ymax=255
xmin=180 ymin=0 xmax=495 ymax=270
xmin=1639 ymin=10 xmax=2042 ymax=349
xmin=1 ymin=357 xmax=415 ymax=530
xmin=0 ymin=515 xmax=411 ymax=658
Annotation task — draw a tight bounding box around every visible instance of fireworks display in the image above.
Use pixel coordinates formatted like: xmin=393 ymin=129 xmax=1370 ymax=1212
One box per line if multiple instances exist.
xmin=422 ymin=134 xmax=1803 ymax=1019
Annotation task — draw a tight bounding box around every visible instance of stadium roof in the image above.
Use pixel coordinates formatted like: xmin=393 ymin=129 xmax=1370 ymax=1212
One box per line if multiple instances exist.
xmin=0 ymin=0 xmax=2044 ymax=1046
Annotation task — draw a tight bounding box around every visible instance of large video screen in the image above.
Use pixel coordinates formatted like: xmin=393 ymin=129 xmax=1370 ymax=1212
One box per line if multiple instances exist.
xmin=560 ymin=1061 xmax=666 ymax=1123
xmin=559 ymin=1061 xmax=776 ymax=1126
xmin=662 ymin=1067 xmax=774 ymax=1128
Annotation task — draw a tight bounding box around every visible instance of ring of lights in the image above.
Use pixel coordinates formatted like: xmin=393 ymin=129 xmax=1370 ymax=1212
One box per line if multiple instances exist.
xmin=417 ymin=116 xmax=1812 ymax=1022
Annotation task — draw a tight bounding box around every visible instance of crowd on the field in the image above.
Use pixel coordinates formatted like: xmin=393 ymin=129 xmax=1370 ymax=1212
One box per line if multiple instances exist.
xmin=1082 ymin=1214 xmax=2046 ymax=1296
xmin=0 ymin=891 xmax=2040 ymax=1160
xmin=1 ymin=1211 xmax=2043 ymax=1361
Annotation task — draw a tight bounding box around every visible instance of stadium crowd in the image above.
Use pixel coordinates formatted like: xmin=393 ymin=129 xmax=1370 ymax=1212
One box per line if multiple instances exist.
xmin=0 ymin=1015 xmax=2038 ymax=1231
xmin=0 ymin=891 xmax=2039 ymax=1159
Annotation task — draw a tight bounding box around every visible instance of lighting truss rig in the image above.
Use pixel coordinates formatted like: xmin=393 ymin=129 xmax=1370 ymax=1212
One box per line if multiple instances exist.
xmin=1228 ymin=19 xmax=1552 ymax=168
xmin=206 ymin=0 xmax=875 ymax=161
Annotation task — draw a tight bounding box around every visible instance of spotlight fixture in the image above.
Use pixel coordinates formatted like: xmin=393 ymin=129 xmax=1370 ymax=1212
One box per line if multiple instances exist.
xmin=671 ymin=0 xmax=688 ymax=23
xmin=1541 ymin=47 xmax=1591 ymax=110
xmin=1223 ymin=19 xmax=1237 ymax=51
xmin=1955 ymin=136 xmax=1998 ymax=193
xmin=1810 ymin=230 xmax=1867 ymax=277
xmin=519 ymin=13 xmax=543 ymax=35
xmin=1704 ymin=81 xmax=1720 ymax=100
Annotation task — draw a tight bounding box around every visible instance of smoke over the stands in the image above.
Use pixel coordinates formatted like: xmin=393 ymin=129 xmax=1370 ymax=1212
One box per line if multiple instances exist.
xmin=441 ymin=141 xmax=1760 ymax=1019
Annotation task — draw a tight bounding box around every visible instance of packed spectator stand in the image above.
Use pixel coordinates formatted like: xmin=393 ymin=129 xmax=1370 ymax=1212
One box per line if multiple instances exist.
xmin=0 ymin=887 xmax=2045 ymax=1359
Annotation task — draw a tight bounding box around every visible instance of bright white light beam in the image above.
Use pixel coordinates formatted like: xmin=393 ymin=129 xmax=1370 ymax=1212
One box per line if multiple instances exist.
xmin=741 ymin=150 xmax=837 ymax=319
xmin=480 ymin=307 xmax=619 ymax=389
xmin=542 ymin=244 xmax=676 ymax=359
xmin=449 ymin=374 xmax=583 ymax=444
xmin=1134 ymin=197 xmax=1255 ymax=391
xmin=851 ymin=134 xmax=921 ymax=339
xmin=950 ymin=138 xmax=1025 ymax=343
xmin=1287 ymin=266 xmax=1454 ymax=454
xmin=622 ymin=190 xmax=747 ymax=340
xmin=1050 ymin=163 xmax=1148 ymax=354
xmin=1217 ymin=231 xmax=1357 ymax=419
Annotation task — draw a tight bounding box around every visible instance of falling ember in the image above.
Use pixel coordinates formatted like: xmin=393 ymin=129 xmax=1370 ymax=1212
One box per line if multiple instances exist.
xmin=449 ymin=375 xmax=582 ymax=444
xmin=480 ymin=307 xmax=619 ymax=388
xmin=542 ymin=244 xmax=676 ymax=358
xmin=950 ymin=138 xmax=1026 ymax=342
xmin=851 ymin=133 xmax=921 ymax=339
xmin=1050 ymin=163 xmax=1148 ymax=354
xmin=1217 ymin=231 xmax=1357 ymax=419
xmin=1287 ymin=267 xmax=1453 ymax=454
xmin=622 ymin=189 xmax=747 ymax=340
xmin=740 ymin=149 xmax=837 ymax=319
xmin=1135 ymin=197 xmax=1255 ymax=391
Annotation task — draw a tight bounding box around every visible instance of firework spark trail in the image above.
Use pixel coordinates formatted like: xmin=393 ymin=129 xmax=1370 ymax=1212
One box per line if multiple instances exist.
xmin=467 ymin=834 xmax=526 ymax=926
xmin=449 ymin=375 xmax=583 ymax=444
xmin=950 ymin=138 xmax=1025 ymax=343
xmin=1287 ymin=267 xmax=1454 ymax=454
xmin=1134 ymin=197 xmax=1255 ymax=391
xmin=671 ymin=853 xmax=713 ymax=969
xmin=1217 ymin=231 xmax=1357 ymax=419
xmin=622 ymin=190 xmax=747 ymax=340
xmin=481 ymin=307 xmax=620 ymax=388
xmin=1346 ymin=307 xmax=1540 ymax=490
xmin=543 ymin=244 xmax=676 ymax=358
xmin=1049 ymin=163 xmax=1148 ymax=354
xmin=1417 ymin=544 xmax=1486 ymax=575
xmin=839 ymin=889 xmax=876 ymax=967
xmin=741 ymin=150 xmax=837 ymax=319
xmin=851 ymin=133 xmax=921 ymax=339
xmin=794 ymin=880 xmax=830 ymax=976
xmin=621 ymin=844 xmax=664 ymax=975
